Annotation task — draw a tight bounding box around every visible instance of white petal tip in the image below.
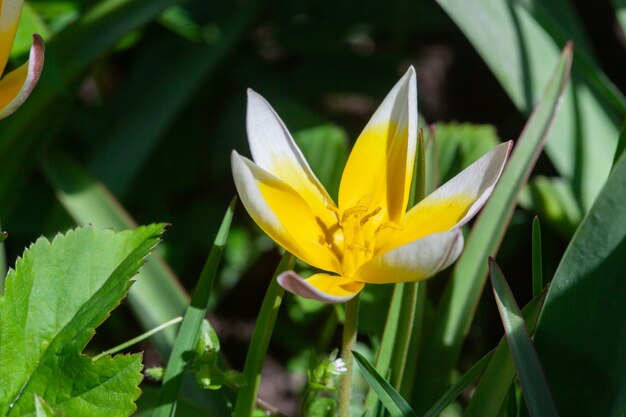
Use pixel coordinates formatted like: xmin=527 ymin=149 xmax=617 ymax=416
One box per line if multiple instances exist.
xmin=277 ymin=271 xmax=358 ymax=304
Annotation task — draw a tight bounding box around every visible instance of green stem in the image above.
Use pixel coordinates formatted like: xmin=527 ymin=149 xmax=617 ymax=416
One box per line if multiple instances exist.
xmin=339 ymin=294 xmax=361 ymax=417
xmin=93 ymin=316 xmax=183 ymax=361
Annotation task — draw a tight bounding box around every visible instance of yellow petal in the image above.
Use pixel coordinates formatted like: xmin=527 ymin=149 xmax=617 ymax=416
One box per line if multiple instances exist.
xmin=338 ymin=67 xmax=417 ymax=223
xmin=232 ymin=151 xmax=341 ymax=273
xmin=0 ymin=0 xmax=23 ymax=75
xmin=0 ymin=34 xmax=44 ymax=119
xmin=357 ymin=229 xmax=463 ymax=284
xmin=246 ymin=90 xmax=337 ymax=228
xmin=277 ymin=271 xmax=364 ymax=304
xmin=376 ymin=141 xmax=512 ymax=254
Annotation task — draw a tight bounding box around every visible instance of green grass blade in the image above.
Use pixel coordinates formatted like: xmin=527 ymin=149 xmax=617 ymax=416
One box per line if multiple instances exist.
xmin=152 ymin=199 xmax=235 ymax=417
xmin=489 ymin=259 xmax=559 ymax=417
xmin=44 ymin=155 xmax=188 ymax=357
xmin=422 ymin=350 xmax=493 ymax=417
xmin=232 ymin=253 xmax=295 ymax=417
xmin=435 ymin=0 xmax=623 ymax=210
xmin=353 ymin=351 xmax=417 ymax=417
xmin=531 ymin=217 xmax=543 ymax=297
xmin=412 ymin=44 xmax=572 ymax=413
xmin=532 ymin=127 xmax=626 ymax=416
xmin=464 ymin=289 xmax=547 ymax=417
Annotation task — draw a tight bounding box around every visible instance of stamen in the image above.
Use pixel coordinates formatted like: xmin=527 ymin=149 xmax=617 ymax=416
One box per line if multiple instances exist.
xmin=375 ymin=221 xmax=404 ymax=235
xmin=360 ymin=207 xmax=381 ymax=226
xmin=346 ymin=243 xmax=370 ymax=253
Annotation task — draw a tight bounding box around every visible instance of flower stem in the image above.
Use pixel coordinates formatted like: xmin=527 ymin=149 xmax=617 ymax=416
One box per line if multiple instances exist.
xmin=339 ymin=294 xmax=360 ymax=417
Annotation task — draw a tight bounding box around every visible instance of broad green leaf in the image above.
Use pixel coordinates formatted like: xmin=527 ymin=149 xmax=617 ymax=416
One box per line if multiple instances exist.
xmin=464 ymin=289 xmax=547 ymax=417
xmin=489 ymin=259 xmax=559 ymax=417
xmin=412 ymin=45 xmax=572 ymax=413
xmin=0 ymin=0 xmax=185 ymax=214
xmin=232 ymin=253 xmax=295 ymax=417
xmin=353 ymin=351 xmax=417 ymax=417
xmin=89 ymin=4 xmax=259 ymax=196
xmin=152 ymin=199 xmax=235 ymax=417
xmin=293 ymin=124 xmax=349 ymax=200
xmin=532 ymin=130 xmax=626 ymax=416
xmin=435 ymin=0 xmax=624 ymax=211
xmin=44 ymin=156 xmax=188 ymax=357
xmin=0 ymin=224 xmax=165 ymax=416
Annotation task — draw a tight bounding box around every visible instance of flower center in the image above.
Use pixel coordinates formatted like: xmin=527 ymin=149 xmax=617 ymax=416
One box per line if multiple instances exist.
xmin=329 ymin=195 xmax=402 ymax=278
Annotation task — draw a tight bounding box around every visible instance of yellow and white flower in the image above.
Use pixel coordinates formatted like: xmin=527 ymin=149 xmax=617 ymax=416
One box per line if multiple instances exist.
xmin=0 ymin=0 xmax=44 ymax=119
xmin=232 ymin=67 xmax=511 ymax=303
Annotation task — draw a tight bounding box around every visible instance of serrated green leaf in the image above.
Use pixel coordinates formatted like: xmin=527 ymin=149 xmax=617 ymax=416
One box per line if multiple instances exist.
xmin=0 ymin=224 xmax=165 ymax=416
xmin=44 ymin=156 xmax=188 ymax=357
xmin=412 ymin=44 xmax=572 ymax=413
xmin=532 ymin=127 xmax=626 ymax=416
xmin=489 ymin=259 xmax=559 ymax=417
xmin=353 ymin=351 xmax=417 ymax=417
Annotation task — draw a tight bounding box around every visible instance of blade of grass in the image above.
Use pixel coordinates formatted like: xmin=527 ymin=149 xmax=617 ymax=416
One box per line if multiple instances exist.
xmin=152 ymin=199 xmax=235 ymax=417
xmin=353 ymin=351 xmax=417 ymax=417
xmin=44 ymin=155 xmax=188 ymax=357
xmin=531 ymin=217 xmax=543 ymax=297
xmin=232 ymin=252 xmax=295 ymax=417
xmin=423 ymin=349 xmax=493 ymax=417
xmin=489 ymin=258 xmax=559 ymax=417
xmin=412 ymin=44 xmax=572 ymax=413
xmin=464 ymin=289 xmax=547 ymax=417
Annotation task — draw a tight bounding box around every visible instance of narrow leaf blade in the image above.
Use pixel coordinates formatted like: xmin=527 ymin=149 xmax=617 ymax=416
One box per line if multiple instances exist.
xmin=353 ymin=351 xmax=417 ymax=417
xmin=413 ymin=44 xmax=572 ymax=412
xmin=489 ymin=258 xmax=559 ymax=417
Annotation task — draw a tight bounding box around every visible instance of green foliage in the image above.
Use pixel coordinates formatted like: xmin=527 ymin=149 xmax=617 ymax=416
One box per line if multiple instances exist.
xmin=0 ymin=224 xmax=165 ymax=416
xmin=533 ymin=132 xmax=626 ymax=416
xmin=489 ymin=259 xmax=559 ymax=417
xmin=413 ymin=44 xmax=573 ymax=413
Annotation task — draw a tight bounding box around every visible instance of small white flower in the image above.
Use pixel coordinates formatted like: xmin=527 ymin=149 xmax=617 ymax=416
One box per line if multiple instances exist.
xmin=329 ymin=358 xmax=348 ymax=375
